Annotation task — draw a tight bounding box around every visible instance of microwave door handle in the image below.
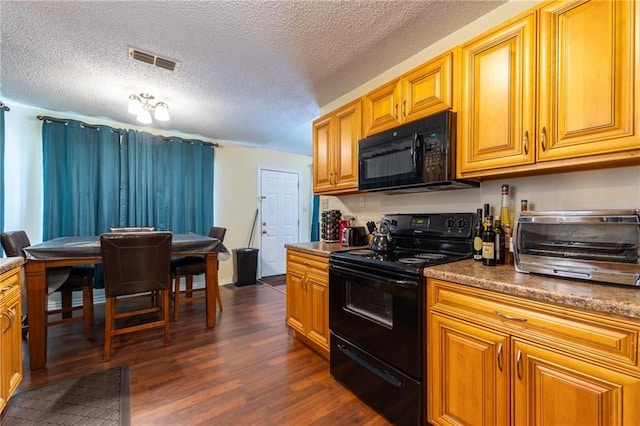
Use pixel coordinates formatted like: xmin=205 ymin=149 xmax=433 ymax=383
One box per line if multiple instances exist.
xmin=411 ymin=133 xmax=419 ymax=175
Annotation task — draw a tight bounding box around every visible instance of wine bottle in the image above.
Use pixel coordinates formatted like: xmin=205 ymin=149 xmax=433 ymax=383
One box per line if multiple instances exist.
xmin=482 ymin=215 xmax=496 ymax=266
xmin=482 ymin=203 xmax=490 ymax=230
xmin=473 ymin=208 xmax=483 ymax=261
xmin=494 ymin=218 xmax=505 ymax=264
xmin=499 ymin=184 xmax=513 ymax=265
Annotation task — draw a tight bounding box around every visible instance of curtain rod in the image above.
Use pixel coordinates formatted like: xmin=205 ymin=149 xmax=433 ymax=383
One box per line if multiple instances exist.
xmin=36 ymin=114 xmax=219 ymax=147
xmin=161 ymin=136 xmax=219 ymax=148
xmin=0 ymin=101 xmax=10 ymax=111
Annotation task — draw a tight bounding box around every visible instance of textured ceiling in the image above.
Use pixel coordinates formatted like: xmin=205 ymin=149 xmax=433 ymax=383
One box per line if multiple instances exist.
xmin=0 ymin=0 xmax=504 ymax=155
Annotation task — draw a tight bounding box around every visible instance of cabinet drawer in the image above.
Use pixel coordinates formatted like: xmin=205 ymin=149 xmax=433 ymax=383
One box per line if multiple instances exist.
xmin=0 ymin=268 xmax=20 ymax=305
xmin=429 ymin=279 xmax=640 ymax=375
xmin=287 ymin=251 xmax=329 ymax=275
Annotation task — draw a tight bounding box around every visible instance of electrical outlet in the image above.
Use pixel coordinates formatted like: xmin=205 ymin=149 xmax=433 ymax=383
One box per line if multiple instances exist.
xmin=321 ymin=198 xmax=329 ymax=210
xmin=359 ymin=196 xmax=365 ymax=208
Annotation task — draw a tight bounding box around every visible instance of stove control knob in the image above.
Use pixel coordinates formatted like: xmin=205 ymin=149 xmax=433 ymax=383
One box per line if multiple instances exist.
xmin=445 ymin=217 xmax=455 ymax=229
xmin=457 ymin=218 xmax=467 ymax=229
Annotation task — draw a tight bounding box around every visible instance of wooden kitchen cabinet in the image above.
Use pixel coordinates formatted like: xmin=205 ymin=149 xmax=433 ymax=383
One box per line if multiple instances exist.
xmin=458 ymin=0 xmax=640 ymax=178
xmin=312 ymin=99 xmax=361 ymax=195
xmin=363 ymin=50 xmax=455 ymax=136
xmin=0 ymin=267 xmax=22 ymax=412
xmin=457 ymin=11 xmax=537 ymax=174
xmin=427 ymin=278 xmax=640 ymax=426
xmin=285 ymin=250 xmax=329 ymax=359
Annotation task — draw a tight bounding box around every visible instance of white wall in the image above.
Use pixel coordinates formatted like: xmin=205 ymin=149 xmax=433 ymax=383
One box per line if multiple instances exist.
xmin=324 ymin=166 xmax=640 ymax=230
xmin=3 ymin=101 xmax=312 ymax=284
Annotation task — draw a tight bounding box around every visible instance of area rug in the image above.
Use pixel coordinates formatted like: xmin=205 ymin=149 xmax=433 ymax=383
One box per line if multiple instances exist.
xmin=260 ymin=274 xmax=286 ymax=287
xmin=2 ymin=366 xmax=130 ymax=426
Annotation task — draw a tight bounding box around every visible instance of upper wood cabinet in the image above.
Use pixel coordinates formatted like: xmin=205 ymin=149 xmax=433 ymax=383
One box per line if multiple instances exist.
xmin=363 ymin=50 xmax=455 ymax=136
xmin=458 ymin=12 xmax=537 ymax=174
xmin=536 ymin=0 xmax=639 ymax=162
xmin=313 ymin=99 xmax=361 ymax=194
xmin=459 ymin=0 xmax=640 ymax=178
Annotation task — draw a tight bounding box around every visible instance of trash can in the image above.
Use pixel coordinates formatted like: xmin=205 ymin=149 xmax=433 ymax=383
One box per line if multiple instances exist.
xmin=232 ymin=248 xmax=259 ymax=286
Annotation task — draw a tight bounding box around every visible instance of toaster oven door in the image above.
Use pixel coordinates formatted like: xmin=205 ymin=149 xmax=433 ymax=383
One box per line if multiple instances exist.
xmin=514 ymin=211 xmax=640 ymax=286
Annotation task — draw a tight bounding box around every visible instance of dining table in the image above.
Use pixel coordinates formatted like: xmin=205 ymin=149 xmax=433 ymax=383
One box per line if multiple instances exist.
xmin=22 ymin=233 xmax=230 ymax=370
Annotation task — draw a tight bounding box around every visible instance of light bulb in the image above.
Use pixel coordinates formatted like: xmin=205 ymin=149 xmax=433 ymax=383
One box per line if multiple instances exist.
xmin=128 ymin=95 xmax=142 ymax=115
xmin=136 ymin=109 xmax=152 ymax=124
xmin=154 ymin=103 xmax=170 ymax=121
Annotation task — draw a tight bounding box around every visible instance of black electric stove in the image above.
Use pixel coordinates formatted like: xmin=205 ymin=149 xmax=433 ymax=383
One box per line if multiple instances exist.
xmin=328 ymin=212 xmax=475 ymax=426
xmin=330 ymin=212 xmax=475 ymax=276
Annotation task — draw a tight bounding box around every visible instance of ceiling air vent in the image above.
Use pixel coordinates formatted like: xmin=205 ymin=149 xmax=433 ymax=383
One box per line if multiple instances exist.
xmin=128 ymin=47 xmax=179 ymax=71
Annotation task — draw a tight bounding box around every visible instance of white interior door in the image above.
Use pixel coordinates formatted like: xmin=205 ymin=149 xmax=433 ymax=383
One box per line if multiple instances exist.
xmin=260 ymin=169 xmax=299 ymax=277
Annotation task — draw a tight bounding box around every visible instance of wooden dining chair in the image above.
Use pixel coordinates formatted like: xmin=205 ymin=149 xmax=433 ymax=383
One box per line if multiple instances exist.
xmin=170 ymin=226 xmax=226 ymax=320
xmin=1 ymin=230 xmax=94 ymax=339
xmin=100 ymin=231 xmax=172 ymax=362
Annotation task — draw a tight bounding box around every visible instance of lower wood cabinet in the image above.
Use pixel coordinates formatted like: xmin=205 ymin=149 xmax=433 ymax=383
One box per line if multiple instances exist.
xmin=427 ymin=278 xmax=640 ymax=426
xmin=285 ymin=250 xmax=329 ymax=359
xmin=0 ymin=266 xmax=23 ymax=412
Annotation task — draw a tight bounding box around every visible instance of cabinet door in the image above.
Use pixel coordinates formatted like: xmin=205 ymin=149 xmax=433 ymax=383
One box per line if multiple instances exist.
xmin=312 ymin=114 xmax=334 ymax=193
xmin=363 ymin=78 xmax=402 ymax=136
xmin=428 ymin=313 xmax=510 ymax=426
xmin=403 ymin=50 xmax=454 ymax=124
xmin=537 ymin=0 xmax=639 ymax=162
xmin=332 ymin=99 xmax=361 ymax=191
xmin=285 ymin=267 xmax=307 ymax=334
xmin=306 ymin=273 xmax=329 ymax=349
xmin=458 ymin=12 xmax=536 ymax=175
xmin=513 ymin=339 xmax=640 ymax=426
xmin=2 ymin=289 xmax=21 ymax=402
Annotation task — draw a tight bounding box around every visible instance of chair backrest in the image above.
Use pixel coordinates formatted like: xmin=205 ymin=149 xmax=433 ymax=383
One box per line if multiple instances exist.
xmin=100 ymin=232 xmax=172 ymax=297
xmin=1 ymin=230 xmax=32 ymax=257
xmin=109 ymin=227 xmax=156 ymax=233
xmin=208 ymin=227 xmax=227 ymax=242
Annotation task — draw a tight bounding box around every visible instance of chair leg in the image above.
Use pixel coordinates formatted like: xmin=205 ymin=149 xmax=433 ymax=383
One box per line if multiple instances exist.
xmin=104 ymin=297 xmax=114 ymax=362
xmin=173 ymin=276 xmax=181 ymax=321
xmin=82 ymin=286 xmax=92 ymax=339
xmin=216 ymin=282 xmax=223 ymax=312
xmin=162 ymin=289 xmax=170 ymax=346
xmin=89 ymin=285 xmax=95 ymax=325
xmin=185 ymin=275 xmax=194 ymax=298
xmin=61 ymin=288 xmax=73 ymax=319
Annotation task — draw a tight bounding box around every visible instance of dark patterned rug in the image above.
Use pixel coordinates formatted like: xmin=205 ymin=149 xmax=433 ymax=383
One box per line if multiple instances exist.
xmin=2 ymin=366 xmax=130 ymax=426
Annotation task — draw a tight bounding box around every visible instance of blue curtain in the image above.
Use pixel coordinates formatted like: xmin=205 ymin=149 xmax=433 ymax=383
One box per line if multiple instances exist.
xmin=42 ymin=118 xmax=214 ymax=239
xmin=42 ymin=119 xmax=121 ymax=239
xmin=120 ymin=131 xmax=214 ymax=234
xmin=310 ymin=195 xmax=319 ymax=241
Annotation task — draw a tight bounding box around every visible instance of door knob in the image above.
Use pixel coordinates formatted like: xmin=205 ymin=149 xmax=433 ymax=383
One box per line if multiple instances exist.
xmin=262 ymin=230 xmax=267 ymax=234
xmin=263 ymin=222 xmax=267 ymax=226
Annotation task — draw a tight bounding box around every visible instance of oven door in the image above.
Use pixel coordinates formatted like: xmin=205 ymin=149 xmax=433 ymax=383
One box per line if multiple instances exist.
xmin=329 ymin=260 xmax=422 ymax=378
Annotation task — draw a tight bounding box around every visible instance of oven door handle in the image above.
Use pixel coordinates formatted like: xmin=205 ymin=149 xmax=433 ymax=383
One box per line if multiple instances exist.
xmin=330 ymin=264 xmax=417 ymax=287
xmin=338 ymin=344 xmax=403 ymax=388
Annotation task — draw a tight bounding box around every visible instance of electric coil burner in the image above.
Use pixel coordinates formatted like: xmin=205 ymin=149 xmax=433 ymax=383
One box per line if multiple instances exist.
xmin=329 ymin=213 xmax=476 ymax=426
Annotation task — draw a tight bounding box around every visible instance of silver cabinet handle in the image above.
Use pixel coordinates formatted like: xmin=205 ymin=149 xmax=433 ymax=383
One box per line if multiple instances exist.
xmin=394 ymin=104 xmax=398 ymax=120
xmin=541 ymin=126 xmax=547 ymax=151
xmin=516 ymin=350 xmax=523 ymax=380
xmin=2 ymin=309 xmax=15 ymax=334
xmin=523 ymin=131 xmax=529 ymax=155
xmin=494 ymin=310 xmax=528 ymax=322
xmin=497 ymin=342 xmax=503 ymax=371
xmin=402 ymin=100 xmax=407 ymax=117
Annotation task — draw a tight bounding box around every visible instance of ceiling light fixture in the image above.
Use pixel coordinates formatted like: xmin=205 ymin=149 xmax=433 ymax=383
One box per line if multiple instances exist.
xmin=128 ymin=93 xmax=170 ymax=124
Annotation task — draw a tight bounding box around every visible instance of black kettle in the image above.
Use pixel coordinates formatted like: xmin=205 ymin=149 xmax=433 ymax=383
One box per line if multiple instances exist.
xmin=370 ymin=230 xmax=394 ymax=253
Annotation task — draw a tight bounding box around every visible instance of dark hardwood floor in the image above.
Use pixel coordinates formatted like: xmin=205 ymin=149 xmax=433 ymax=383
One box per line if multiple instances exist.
xmin=19 ymin=282 xmax=390 ymax=425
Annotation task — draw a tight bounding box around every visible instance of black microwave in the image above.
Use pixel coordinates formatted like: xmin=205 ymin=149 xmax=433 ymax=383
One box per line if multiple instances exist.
xmin=358 ymin=110 xmax=478 ymax=193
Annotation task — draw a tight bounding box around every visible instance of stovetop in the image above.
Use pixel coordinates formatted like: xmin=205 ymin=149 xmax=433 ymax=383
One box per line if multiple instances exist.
xmin=329 ymin=213 xmax=476 ymax=276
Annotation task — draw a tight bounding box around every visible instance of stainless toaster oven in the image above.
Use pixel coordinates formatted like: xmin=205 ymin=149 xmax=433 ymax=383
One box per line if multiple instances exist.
xmin=514 ymin=210 xmax=640 ymax=286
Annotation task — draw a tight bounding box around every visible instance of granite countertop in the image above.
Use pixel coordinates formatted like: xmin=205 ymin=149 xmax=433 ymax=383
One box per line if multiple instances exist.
xmin=285 ymin=242 xmax=368 ymax=258
xmin=0 ymin=257 xmax=25 ymax=275
xmin=424 ymin=259 xmax=640 ymax=320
